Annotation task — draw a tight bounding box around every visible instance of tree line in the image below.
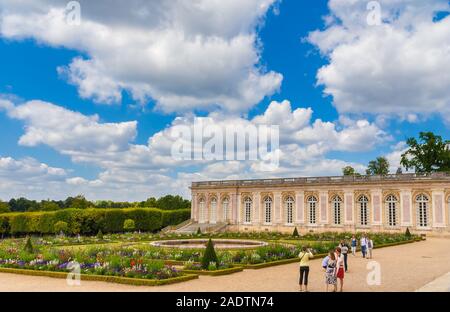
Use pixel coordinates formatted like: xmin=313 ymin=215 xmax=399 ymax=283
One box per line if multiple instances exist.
xmin=0 ymin=195 xmax=191 ymax=214
xmin=342 ymin=132 xmax=450 ymax=176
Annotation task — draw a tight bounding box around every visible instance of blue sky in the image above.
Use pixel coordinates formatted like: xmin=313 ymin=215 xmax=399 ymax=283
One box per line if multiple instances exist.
xmin=0 ymin=0 xmax=449 ymax=201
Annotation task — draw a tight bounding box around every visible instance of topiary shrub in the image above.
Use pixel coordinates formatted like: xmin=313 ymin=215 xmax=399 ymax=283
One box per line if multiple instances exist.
xmin=96 ymin=229 xmax=104 ymax=240
xmin=292 ymin=227 xmax=299 ymax=238
xmin=24 ymin=236 xmax=34 ymax=253
xmin=405 ymin=227 xmax=411 ymax=238
xmin=201 ymin=238 xmax=218 ymax=270
xmin=123 ymin=219 xmax=136 ymax=232
xmin=196 ymin=227 xmax=202 ymax=235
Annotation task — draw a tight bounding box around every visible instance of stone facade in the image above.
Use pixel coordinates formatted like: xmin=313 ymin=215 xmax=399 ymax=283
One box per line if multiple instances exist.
xmin=190 ymin=173 xmax=450 ymax=235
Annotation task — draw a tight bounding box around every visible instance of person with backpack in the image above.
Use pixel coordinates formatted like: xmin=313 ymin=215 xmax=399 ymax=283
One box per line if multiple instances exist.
xmin=339 ymin=240 xmax=349 ymax=272
xmin=298 ymin=246 xmax=314 ymax=292
xmin=351 ymin=235 xmax=357 ymax=256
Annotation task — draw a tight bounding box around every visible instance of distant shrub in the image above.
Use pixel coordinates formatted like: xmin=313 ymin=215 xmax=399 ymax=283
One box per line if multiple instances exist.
xmin=293 ymin=227 xmax=299 ymax=238
xmin=123 ymin=219 xmax=136 ymax=232
xmin=201 ymin=239 xmax=218 ymax=270
xmin=53 ymin=221 xmax=69 ymax=234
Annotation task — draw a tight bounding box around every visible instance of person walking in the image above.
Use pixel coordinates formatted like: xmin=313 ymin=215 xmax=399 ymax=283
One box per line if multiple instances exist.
xmin=351 ymin=235 xmax=357 ymax=256
xmin=360 ymin=234 xmax=368 ymax=258
xmin=298 ymin=246 xmax=314 ymax=292
xmin=335 ymin=247 xmax=345 ymax=292
xmin=367 ymin=236 xmax=374 ymax=259
xmin=339 ymin=240 xmax=349 ymax=272
xmin=325 ymin=251 xmax=337 ymax=292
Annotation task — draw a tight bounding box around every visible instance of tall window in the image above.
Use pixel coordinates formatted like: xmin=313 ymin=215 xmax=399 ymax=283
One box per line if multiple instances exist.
xmin=210 ymin=197 xmax=217 ymax=224
xmin=386 ymin=195 xmax=398 ymax=227
xmin=308 ymin=196 xmax=317 ymax=225
xmin=199 ymin=198 xmax=206 ymax=223
xmin=285 ymin=196 xmax=294 ymax=225
xmin=332 ymin=196 xmax=342 ymax=225
xmin=358 ymin=195 xmax=369 ymax=226
xmin=222 ymin=197 xmax=229 ymax=222
xmin=416 ymin=194 xmax=429 ymax=228
xmin=244 ymin=197 xmax=252 ymax=224
xmin=264 ymin=196 xmax=273 ymax=224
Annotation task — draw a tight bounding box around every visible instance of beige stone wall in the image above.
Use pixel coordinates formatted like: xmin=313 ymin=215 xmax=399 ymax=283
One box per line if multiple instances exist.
xmin=191 ymin=178 xmax=450 ymax=235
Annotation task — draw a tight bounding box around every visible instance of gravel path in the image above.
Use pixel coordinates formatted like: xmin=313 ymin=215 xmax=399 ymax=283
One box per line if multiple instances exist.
xmin=1 ymin=238 xmax=449 ymax=292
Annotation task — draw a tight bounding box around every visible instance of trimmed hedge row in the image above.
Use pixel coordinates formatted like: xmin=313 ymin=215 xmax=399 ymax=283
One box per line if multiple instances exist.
xmin=0 ymin=208 xmax=190 ymax=235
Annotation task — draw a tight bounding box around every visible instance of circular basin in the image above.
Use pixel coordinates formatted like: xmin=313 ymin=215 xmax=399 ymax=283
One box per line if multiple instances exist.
xmin=150 ymin=239 xmax=268 ymax=250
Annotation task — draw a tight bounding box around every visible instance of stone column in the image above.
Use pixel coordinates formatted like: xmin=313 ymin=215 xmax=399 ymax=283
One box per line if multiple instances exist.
xmin=432 ymin=190 xmax=446 ymax=228
xmin=401 ymin=191 xmax=412 ymax=227
xmin=296 ymin=191 xmax=305 ymax=225
xmin=274 ymin=192 xmax=282 ymax=224
xmin=320 ymin=192 xmax=328 ymax=224
xmin=191 ymin=193 xmax=197 ymax=222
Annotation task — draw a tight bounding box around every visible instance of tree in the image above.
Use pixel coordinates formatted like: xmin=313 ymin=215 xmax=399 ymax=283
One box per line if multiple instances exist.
xmin=292 ymin=227 xmax=299 ymax=238
xmin=24 ymin=236 xmax=34 ymax=253
xmin=54 ymin=221 xmax=69 ymax=234
xmin=40 ymin=200 xmax=60 ymax=211
xmin=96 ymin=230 xmax=104 ymax=240
xmin=0 ymin=201 xmax=10 ymax=213
xmin=64 ymin=195 xmax=92 ymax=209
xmin=342 ymin=166 xmax=356 ymax=176
xmin=366 ymin=157 xmax=390 ymax=176
xmin=8 ymin=197 xmax=38 ymax=212
xmin=123 ymin=219 xmax=136 ymax=232
xmin=401 ymin=132 xmax=450 ymax=173
xmin=396 ymin=167 xmax=403 ymax=175
xmin=201 ymin=239 xmax=218 ymax=269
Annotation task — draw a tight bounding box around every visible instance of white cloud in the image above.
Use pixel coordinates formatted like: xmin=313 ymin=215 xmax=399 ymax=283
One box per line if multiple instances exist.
xmin=0 ymin=0 xmax=282 ymax=113
xmin=308 ymin=0 xmax=450 ymax=124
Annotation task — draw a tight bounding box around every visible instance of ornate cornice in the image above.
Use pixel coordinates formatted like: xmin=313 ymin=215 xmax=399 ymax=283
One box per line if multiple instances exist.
xmin=304 ymin=191 xmax=319 ymax=202
xmin=354 ymin=190 xmax=371 ymax=202
xmin=382 ymin=190 xmax=401 ymax=201
xmin=412 ymin=189 xmax=432 ymax=201
xmin=197 ymin=193 xmax=207 ymax=202
xmin=281 ymin=191 xmax=295 ymax=201
xmin=328 ymin=190 xmax=344 ymax=202
xmin=220 ymin=193 xmax=230 ymax=201
xmin=240 ymin=192 xmax=253 ymax=203
xmin=260 ymin=192 xmax=274 ymax=202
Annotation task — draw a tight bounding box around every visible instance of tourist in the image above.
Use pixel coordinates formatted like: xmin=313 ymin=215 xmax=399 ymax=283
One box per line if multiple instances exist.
xmin=351 ymin=235 xmax=357 ymax=256
xmin=367 ymin=236 xmax=374 ymax=259
xmin=339 ymin=240 xmax=349 ymax=272
xmin=360 ymin=234 xmax=368 ymax=258
xmin=325 ymin=251 xmax=337 ymax=292
xmin=298 ymin=246 xmax=314 ymax=292
xmin=322 ymin=249 xmax=334 ymax=270
xmin=335 ymin=247 xmax=345 ymax=292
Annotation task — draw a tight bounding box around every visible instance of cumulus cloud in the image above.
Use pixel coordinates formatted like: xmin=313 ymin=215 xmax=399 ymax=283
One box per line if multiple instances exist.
xmin=0 ymin=0 xmax=282 ymax=113
xmin=308 ymin=0 xmax=450 ymax=124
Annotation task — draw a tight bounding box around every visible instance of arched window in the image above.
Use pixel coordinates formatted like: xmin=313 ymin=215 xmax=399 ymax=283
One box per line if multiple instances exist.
xmin=332 ymin=196 xmax=342 ymax=225
xmin=264 ymin=196 xmax=273 ymax=224
xmin=210 ymin=197 xmax=217 ymax=224
xmin=416 ymin=194 xmax=429 ymax=228
xmin=222 ymin=197 xmax=230 ymax=222
xmin=244 ymin=197 xmax=252 ymax=224
xmin=307 ymin=196 xmax=317 ymax=225
xmin=358 ymin=195 xmax=369 ymax=226
xmin=199 ymin=197 xmax=206 ymax=223
xmin=285 ymin=196 xmax=294 ymax=225
xmin=386 ymin=195 xmax=398 ymax=227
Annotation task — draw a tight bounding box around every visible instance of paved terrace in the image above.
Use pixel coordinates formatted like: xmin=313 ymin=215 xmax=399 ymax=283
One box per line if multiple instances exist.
xmin=191 ymin=172 xmax=450 ymax=188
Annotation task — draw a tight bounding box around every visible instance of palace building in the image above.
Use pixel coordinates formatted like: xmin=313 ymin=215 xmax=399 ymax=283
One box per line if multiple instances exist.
xmin=190 ymin=173 xmax=450 ymax=235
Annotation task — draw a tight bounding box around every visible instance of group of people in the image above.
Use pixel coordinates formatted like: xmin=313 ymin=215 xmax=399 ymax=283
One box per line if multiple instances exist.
xmin=298 ymin=234 xmax=375 ymax=292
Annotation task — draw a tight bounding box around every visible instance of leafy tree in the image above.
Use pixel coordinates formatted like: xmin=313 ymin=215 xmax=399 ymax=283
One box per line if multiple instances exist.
xmin=0 ymin=201 xmax=10 ymax=213
xmin=396 ymin=167 xmax=403 ymax=175
xmin=65 ymin=195 xmax=92 ymax=209
xmin=54 ymin=221 xmax=69 ymax=234
xmin=123 ymin=219 xmax=136 ymax=232
xmin=201 ymin=239 xmax=218 ymax=269
xmin=401 ymin=132 xmax=450 ymax=173
xmin=156 ymin=195 xmax=191 ymax=210
xmin=342 ymin=166 xmax=357 ymax=176
xmin=8 ymin=198 xmax=38 ymax=212
xmin=40 ymin=200 xmax=60 ymax=211
xmin=366 ymin=157 xmax=390 ymax=176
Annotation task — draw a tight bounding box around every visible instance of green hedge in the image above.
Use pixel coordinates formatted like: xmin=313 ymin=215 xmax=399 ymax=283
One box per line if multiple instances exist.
xmin=0 ymin=208 xmax=190 ymax=235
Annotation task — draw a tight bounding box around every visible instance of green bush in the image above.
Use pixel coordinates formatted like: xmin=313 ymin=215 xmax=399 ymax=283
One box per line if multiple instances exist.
xmin=405 ymin=227 xmax=411 ymax=238
xmin=96 ymin=230 xmax=104 ymax=240
xmin=292 ymin=227 xmax=299 ymax=238
xmin=54 ymin=221 xmax=69 ymax=234
xmin=0 ymin=208 xmax=189 ymax=236
xmin=24 ymin=236 xmax=34 ymax=253
xmin=201 ymin=239 xmax=218 ymax=270
xmin=123 ymin=219 xmax=136 ymax=232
